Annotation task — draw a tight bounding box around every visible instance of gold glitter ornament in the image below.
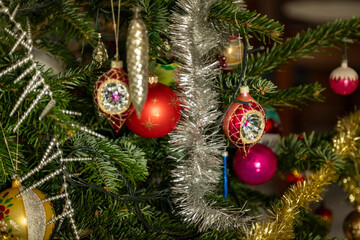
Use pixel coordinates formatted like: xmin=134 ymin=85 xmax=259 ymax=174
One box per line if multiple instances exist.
xmin=92 ymin=33 xmax=109 ymax=64
xmin=0 ymin=178 xmax=55 ymax=239
xmin=126 ymin=6 xmax=149 ymax=118
xmin=344 ymin=206 xmax=360 ymax=240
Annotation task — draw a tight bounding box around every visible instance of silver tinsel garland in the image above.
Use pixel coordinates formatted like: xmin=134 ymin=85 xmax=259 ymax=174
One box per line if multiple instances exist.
xmin=169 ymin=0 xmax=250 ymax=232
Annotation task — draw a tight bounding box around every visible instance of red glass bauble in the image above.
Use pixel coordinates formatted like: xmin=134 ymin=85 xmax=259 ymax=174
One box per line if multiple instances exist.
xmin=286 ymin=171 xmax=305 ymax=185
xmin=126 ymin=82 xmax=181 ymax=138
xmin=94 ymin=60 xmax=134 ymax=133
xmin=222 ymin=86 xmax=266 ymax=149
xmin=233 ymin=144 xmax=277 ymax=185
xmin=314 ymin=205 xmax=333 ymax=226
xmin=329 ymin=60 xmax=359 ymax=95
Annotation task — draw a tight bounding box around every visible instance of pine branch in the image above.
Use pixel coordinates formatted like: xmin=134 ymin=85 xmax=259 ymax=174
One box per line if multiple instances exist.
xmin=277 ymin=132 xmax=344 ymax=172
xmin=247 ymin=18 xmax=360 ymax=77
xmin=138 ymin=0 xmax=171 ymax=61
xmin=258 ymin=83 xmax=325 ymax=108
xmin=209 ymin=0 xmax=284 ymax=42
xmin=73 ymin=134 xmax=148 ymax=190
xmin=47 ymin=0 xmax=97 ymax=45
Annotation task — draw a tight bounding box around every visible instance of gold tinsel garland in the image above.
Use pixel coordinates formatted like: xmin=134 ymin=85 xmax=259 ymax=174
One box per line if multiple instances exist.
xmin=333 ymin=109 xmax=360 ymax=207
xmin=245 ymin=165 xmax=337 ymax=240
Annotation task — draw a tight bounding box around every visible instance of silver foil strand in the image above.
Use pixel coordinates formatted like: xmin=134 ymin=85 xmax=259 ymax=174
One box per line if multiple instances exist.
xmin=13 ymin=85 xmax=49 ymax=132
xmin=20 ymin=186 xmax=46 ymax=240
xmin=126 ymin=6 xmax=149 ymax=117
xmin=4 ymin=27 xmax=32 ymax=51
xmin=10 ymin=70 xmax=42 ymax=117
xmin=1 ymin=2 xmax=53 ymax=130
xmin=39 ymin=98 xmax=56 ymax=120
xmin=42 ymin=192 xmax=69 ymax=203
xmin=169 ymin=0 xmax=250 ymax=232
xmin=10 ymin=31 xmax=26 ymax=54
xmin=0 ymin=55 xmax=32 ymax=78
xmin=46 ymin=209 xmax=74 ymax=225
xmin=14 ymin=62 xmax=36 ymax=83
xmin=19 ymin=149 xmax=62 ymax=183
xmin=60 ymin=109 xmax=82 ymax=116
xmin=71 ymin=123 xmax=105 ymax=139
xmin=40 ymin=136 xmax=58 ymax=164
xmin=16 ymin=166 xmax=65 ymax=197
xmin=2 ymin=3 xmax=81 ymax=238
xmin=61 ymin=157 xmax=92 ymax=162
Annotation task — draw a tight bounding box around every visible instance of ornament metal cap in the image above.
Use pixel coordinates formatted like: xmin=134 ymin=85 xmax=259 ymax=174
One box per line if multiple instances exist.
xmin=133 ymin=6 xmax=141 ymax=18
xmin=11 ymin=174 xmax=21 ymax=187
xmin=341 ymin=59 xmax=348 ymax=68
xmin=240 ymin=85 xmax=249 ymax=94
xmin=111 ymin=60 xmax=123 ymax=69
xmin=356 ymin=205 xmax=360 ymax=212
xmin=148 ymin=76 xmax=158 ymax=84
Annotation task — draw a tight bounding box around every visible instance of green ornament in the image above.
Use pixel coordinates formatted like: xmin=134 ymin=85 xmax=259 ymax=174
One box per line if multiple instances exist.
xmin=155 ymin=63 xmax=179 ymax=87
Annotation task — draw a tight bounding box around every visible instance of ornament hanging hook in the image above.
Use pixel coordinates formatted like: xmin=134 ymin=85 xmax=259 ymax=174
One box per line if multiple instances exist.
xmin=343 ymin=41 xmax=348 ymax=62
xmin=111 ymin=0 xmax=122 ymax=60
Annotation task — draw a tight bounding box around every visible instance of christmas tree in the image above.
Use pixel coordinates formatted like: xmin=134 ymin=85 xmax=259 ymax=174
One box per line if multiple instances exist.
xmin=0 ymin=0 xmax=359 ymax=239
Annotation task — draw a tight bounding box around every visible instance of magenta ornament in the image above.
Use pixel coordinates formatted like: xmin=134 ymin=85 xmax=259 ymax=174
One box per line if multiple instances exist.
xmin=329 ymin=60 xmax=359 ymax=95
xmin=233 ymin=143 xmax=277 ymax=185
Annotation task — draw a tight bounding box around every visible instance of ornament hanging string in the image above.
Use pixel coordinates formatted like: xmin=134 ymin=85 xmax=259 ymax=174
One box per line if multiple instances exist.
xmin=0 ymin=120 xmax=14 ymax=174
xmin=215 ymin=36 xmax=264 ymax=127
xmin=343 ymin=42 xmax=347 ymax=61
xmin=110 ymin=0 xmax=121 ymax=60
xmin=16 ymin=112 xmax=19 ymax=172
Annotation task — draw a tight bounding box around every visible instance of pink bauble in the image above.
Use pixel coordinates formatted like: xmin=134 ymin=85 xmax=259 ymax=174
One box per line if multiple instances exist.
xmin=233 ymin=144 xmax=277 ymax=185
xmin=329 ymin=60 xmax=359 ymax=95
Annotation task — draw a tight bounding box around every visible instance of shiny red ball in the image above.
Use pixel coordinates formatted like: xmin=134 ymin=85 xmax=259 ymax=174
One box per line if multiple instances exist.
xmin=314 ymin=205 xmax=333 ymax=225
xmin=126 ymin=82 xmax=181 ymax=138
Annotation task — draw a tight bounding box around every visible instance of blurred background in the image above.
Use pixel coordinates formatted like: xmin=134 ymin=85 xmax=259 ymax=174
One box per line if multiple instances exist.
xmin=246 ymin=0 xmax=360 ymax=238
xmin=247 ymin=0 xmax=360 ymax=135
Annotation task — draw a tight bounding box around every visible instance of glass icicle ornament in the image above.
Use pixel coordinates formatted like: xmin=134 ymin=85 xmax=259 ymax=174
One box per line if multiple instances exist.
xmin=126 ymin=6 xmax=149 ymax=118
xmin=92 ymin=33 xmax=108 ymax=64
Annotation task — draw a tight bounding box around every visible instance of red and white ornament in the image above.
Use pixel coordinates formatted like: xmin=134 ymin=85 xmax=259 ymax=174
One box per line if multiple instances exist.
xmin=329 ymin=60 xmax=359 ymax=95
xmin=222 ymin=86 xmax=266 ymax=150
xmin=126 ymin=77 xmax=181 ymax=138
xmin=94 ymin=60 xmax=134 ymax=133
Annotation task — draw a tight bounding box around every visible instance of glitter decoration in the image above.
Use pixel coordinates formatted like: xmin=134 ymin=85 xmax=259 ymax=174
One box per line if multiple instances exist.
xmin=126 ymin=6 xmax=149 ymax=117
xmin=169 ymin=0 xmax=250 ymax=232
xmin=333 ymin=110 xmax=360 ymax=208
xmin=0 ymin=1 xmax=55 ymax=131
xmin=94 ymin=60 xmax=134 ymax=133
xmin=246 ymin=165 xmax=337 ymax=240
xmin=222 ymin=86 xmax=266 ymax=150
xmin=92 ymin=33 xmax=108 ymax=63
xmin=99 ymin=80 xmax=130 ymax=113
